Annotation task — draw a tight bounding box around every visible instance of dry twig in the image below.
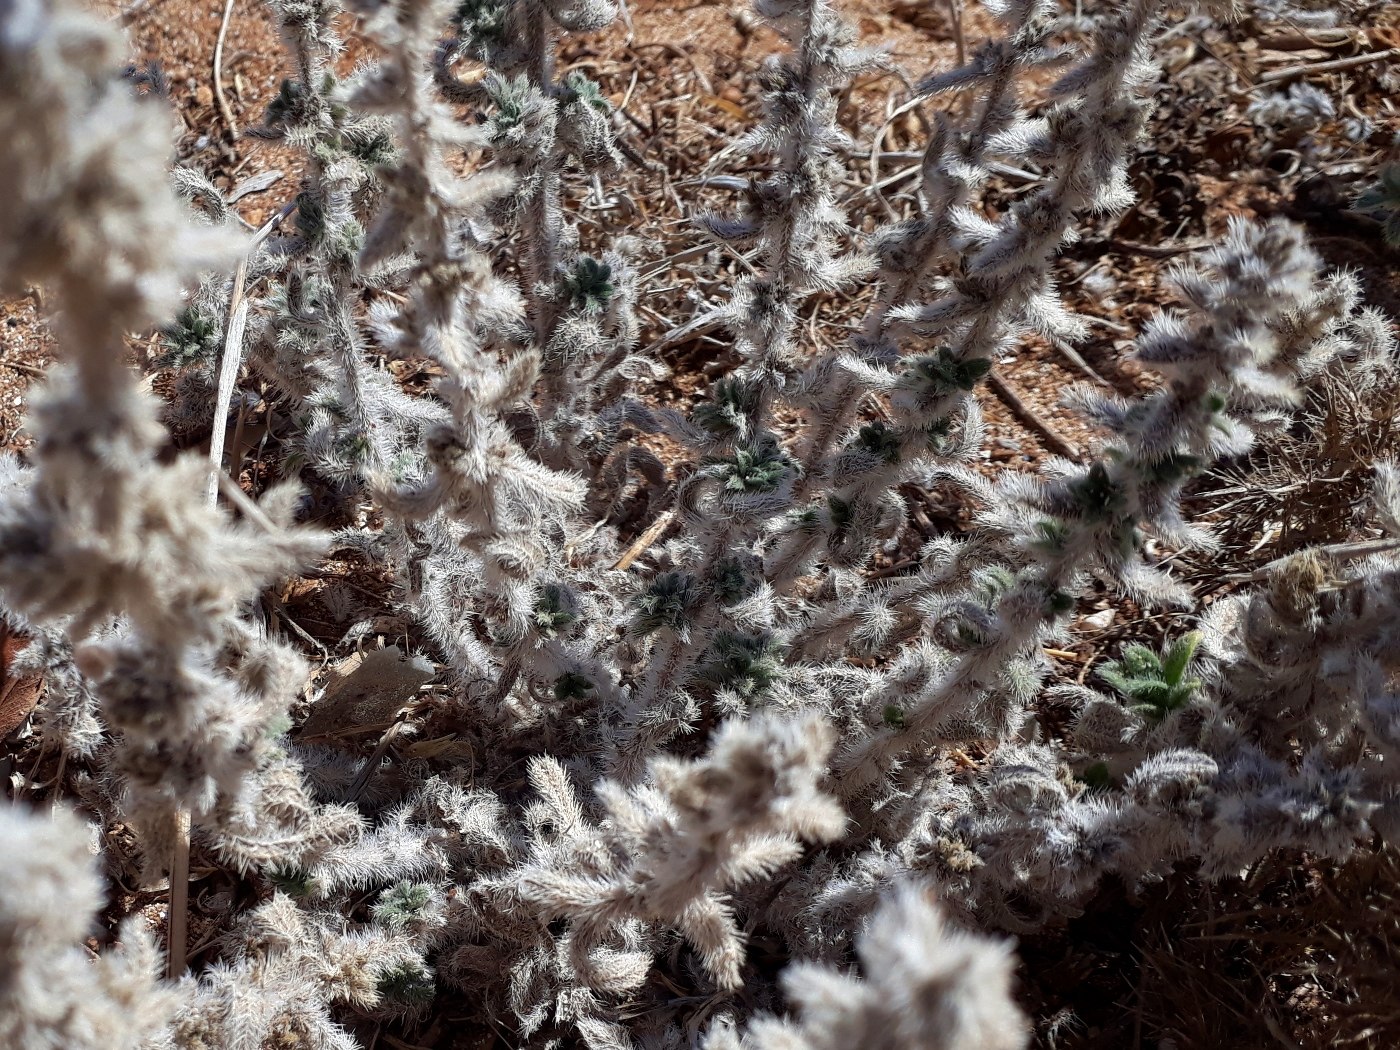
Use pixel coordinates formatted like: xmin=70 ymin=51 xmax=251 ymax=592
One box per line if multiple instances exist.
xmin=987 ymin=368 xmax=1082 ymax=460
xmin=166 ymin=807 xmax=191 ymax=979
xmin=212 ymin=0 xmax=239 ymax=138
xmin=1257 ymin=47 xmax=1400 ymax=86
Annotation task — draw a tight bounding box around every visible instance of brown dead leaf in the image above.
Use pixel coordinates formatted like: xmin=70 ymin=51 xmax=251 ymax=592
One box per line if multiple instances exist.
xmin=1371 ymin=27 xmax=1400 ymax=50
xmin=700 ymin=93 xmax=749 ymax=121
xmin=299 ymin=645 xmax=435 ymax=738
xmin=0 ymin=625 xmax=42 ymax=739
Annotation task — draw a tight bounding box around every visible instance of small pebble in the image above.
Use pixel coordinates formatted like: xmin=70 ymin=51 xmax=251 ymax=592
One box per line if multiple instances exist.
xmin=1082 ymin=609 xmax=1116 ymax=630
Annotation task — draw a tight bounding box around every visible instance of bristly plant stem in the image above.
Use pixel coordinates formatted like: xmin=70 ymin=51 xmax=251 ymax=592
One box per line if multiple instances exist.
xmin=516 ymin=0 xmax=563 ymax=351
xmin=791 ymin=0 xmax=1056 ymax=497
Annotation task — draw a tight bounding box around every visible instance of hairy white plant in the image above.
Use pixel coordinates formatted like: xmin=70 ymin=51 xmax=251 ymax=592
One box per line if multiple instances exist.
xmin=0 ymin=806 xmax=177 ymax=1050
xmin=521 ymin=712 xmax=844 ymax=990
xmin=0 ymin=0 xmax=1396 ymax=1045
xmin=705 ymin=882 xmax=1028 ymax=1050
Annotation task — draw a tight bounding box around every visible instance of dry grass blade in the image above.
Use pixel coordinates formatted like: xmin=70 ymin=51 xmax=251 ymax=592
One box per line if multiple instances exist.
xmin=206 ymin=200 xmax=294 ymax=505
